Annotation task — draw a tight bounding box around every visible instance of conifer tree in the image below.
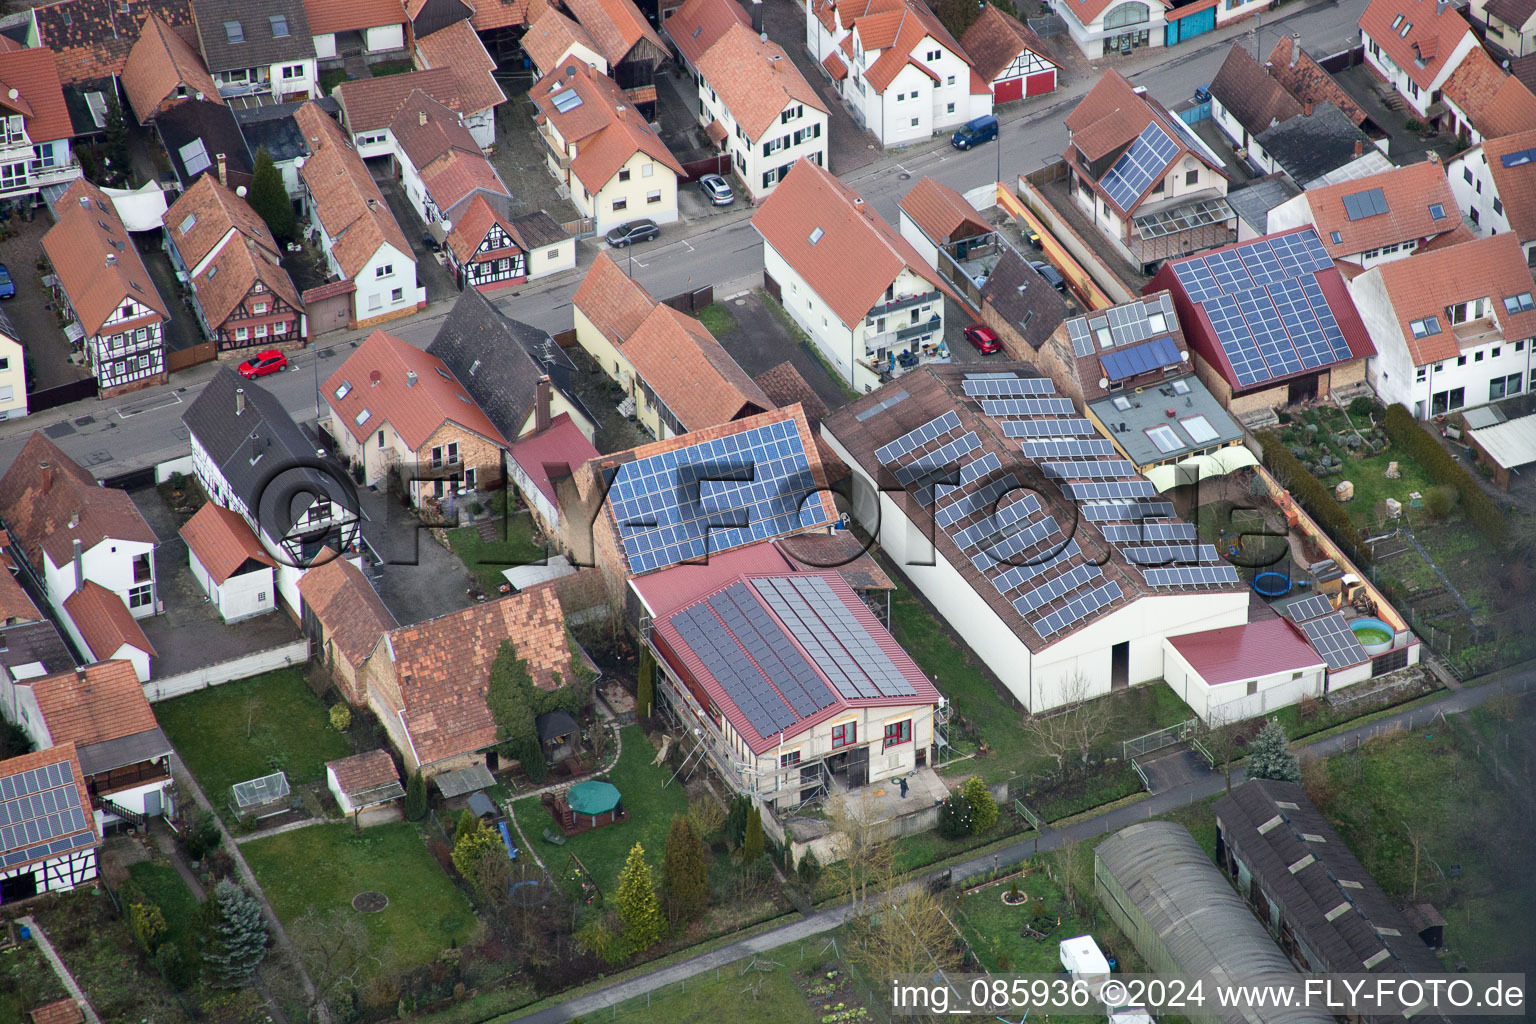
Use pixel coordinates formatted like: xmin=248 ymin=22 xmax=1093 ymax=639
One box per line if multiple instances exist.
xmin=404 ymin=770 xmax=427 ymax=820
xmin=962 ymin=776 xmax=998 ymax=834
xmin=248 ymin=147 xmax=296 ymax=240
xmin=615 ymin=842 xmax=664 ymax=951
xmin=1246 ymin=720 xmax=1303 ymax=784
xmin=202 ymin=880 xmax=268 ymax=988
xmin=662 ymin=814 xmax=708 ymax=924
xmin=742 ymin=805 xmax=764 ymax=863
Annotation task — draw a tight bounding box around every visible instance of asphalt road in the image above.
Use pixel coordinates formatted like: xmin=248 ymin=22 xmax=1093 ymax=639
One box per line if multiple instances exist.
xmin=0 ymin=0 xmax=1369 ymax=479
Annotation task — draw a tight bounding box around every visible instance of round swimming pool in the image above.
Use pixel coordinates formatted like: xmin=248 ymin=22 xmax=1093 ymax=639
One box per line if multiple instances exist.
xmin=1351 ymin=617 xmax=1394 ymax=654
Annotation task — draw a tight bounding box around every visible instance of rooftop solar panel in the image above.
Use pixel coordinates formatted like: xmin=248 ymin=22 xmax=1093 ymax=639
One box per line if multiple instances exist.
xmin=1001 ymin=418 xmax=1098 ymax=438
xmin=1099 ymin=336 xmax=1182 ymax=381
xmin=0 ymin=758 xmax=91 ymax=861
xmin=1300 ymin=611 xmax=1370 ymax=669
xmin=1122 ymin=543 xmax=1220 ymax=564
xmin=1141 ymin=565 xmax=1241 ymax=587
xmin=1100 ymin=522 xmax=1196 ymax=543
xmin=755 ymin=576 xmax=918 ymax=699
xmin=1081 ymin=500 xmax=1177 ymax=522
xmin=951 ymin=493 xmax=1043 ymax=549
xmin=608 ymin=417 xmax=833 ymax=575
xmin=1033 ymin=581 xmax=1122 ymax=638
xmin=1100 ymin=123 xmax=1178 ymax=211
xmin=673 ymin=602 xmax=797 ymax=738
xmin=894 ymin=432 xmax=982 ymax=497
xmin=989 ymin=537 xmax=1081 ymax=592
xmin=708 ymin=583 xmax=835 ymax=716
xmin=980 ymin=397 xmax=1076 ymax=418
xmin=1060 ymin=479 xmax=1158 ymax=501
xmin=1021 ymin=438 xmax=1119 ymax=460
xmin=1283 ymin=593 xmax=1336 ymax=622
xmin=1236 ymin=286 xmax=1304 ymax=379
xmin=973 ymin=515 xmax=1062 ymax=572
xmin=1013 ymin=562 xmax=1103 ymax=616
xmin=962 ymin=377 xmax=1055 ymax=397
xmin=875 ymin=410 xmax=961 ymax=464
xmin=1067 ymin=318 xmax=1094 ymax=358
xmin=1040 ymin=459 xmax=1140 ymax=480
xmin=1342 ymin=186 xmax=1388 ymax=221
xmin=936 ymin=473 xmax=1020 ymax=529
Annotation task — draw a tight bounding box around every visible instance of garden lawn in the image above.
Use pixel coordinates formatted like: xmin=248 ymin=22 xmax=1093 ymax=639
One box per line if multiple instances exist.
xmin=510 ymin=726 xmax=687 ymax=900
xmin=694 ymin=303 xmax=736 ymax=339
xmin=590 ymin=952 xmax=817 ymax=1024
xmin=127 ymin=861 xmax=202 ymax=958
xmin=955 ymin=868 xmax=1096 ymax=973
xmin=447 ymin=513 xmax=546 ymax=595
xmin=0 ymin=935 xmax=65 ymax=1021
xmin=1282 ymin=405 xmax=1436 ymax=529
xmin=154 ymin=668 xmax=351 ymax=802
xmin=243 ymin=821 xmax=475 ymax=974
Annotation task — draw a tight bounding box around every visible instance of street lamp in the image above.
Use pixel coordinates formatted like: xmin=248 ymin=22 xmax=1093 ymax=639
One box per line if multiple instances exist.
xmin=996 ymin=117 xmax=1003 ymax=186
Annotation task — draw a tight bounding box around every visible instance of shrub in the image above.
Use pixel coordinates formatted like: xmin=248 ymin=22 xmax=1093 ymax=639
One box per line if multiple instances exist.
xmin=575 ymin=918 xmax=627 ymax=965
xmin=961 ymin=776 xmax=998 ymax=834
xmin=184 ymin=811 xmax=223 ymax=862
xmin=1381 ymin=404 xmax=1508 ymax=545
xmin=1256 ymin=431 xmax=1372 ymax=564
xmin=451 ymin=816 xmax=500 ymax=880
xmin=1348 ymin=396 xmax=1375 ymax=420
xmin=405 ymin=770 xmax=427 ymax=820
xmin=797 ymin=847 xmax=821 ymax=883
xmin=329 ymin=703 xmax=351 ymax=731
xmin=742 ymin=806 xmax=764 ymax=863
xmin=686 ymin=794 xmax=726 ymax=842
xmin=725 ymin=794 xmax=751 ymax=849
xmin=1423 ymin=485 xmax=1458 ymax=519
xmin=154 ymin=943 xmax=193 ymax=990
xmin=129 ymin=900 xmax=168 ymax=951
xmin=937 ymin=792 xmax=973 ymax=839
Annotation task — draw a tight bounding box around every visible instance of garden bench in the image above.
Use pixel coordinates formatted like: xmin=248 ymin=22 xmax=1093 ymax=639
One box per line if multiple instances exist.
xmin=542 ymin=827 xmax=567 ymax=846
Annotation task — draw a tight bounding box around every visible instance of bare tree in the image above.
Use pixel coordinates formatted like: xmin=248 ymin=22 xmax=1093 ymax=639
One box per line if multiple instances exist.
xmin=287 ymin=908 xmax=377 ymax=1020
xmin=849 ymin=884 xmax=963 ymax=989
xmin=1023 ymin=672 xmax=1111 ymax=771
xmin=827 ymin=791 xmax=894 ymax=915
xmin=1051 ymin=839 xmax=1090 ymax=918
xmin=1194 ymin=706 xmax=1244 ymax=794
xmin=243 ymin=695 xmax=264 ymax=739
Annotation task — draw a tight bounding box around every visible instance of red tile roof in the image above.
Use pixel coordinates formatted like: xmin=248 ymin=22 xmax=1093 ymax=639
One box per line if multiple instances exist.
xmin=179 ymin=501 xmax=276 ymax=584
xmin=0 ymin=48 xmax=74 ymax=144
xmin=1442 ymin=45 xmax=1536 ymax=141
xmin=666 ymin=0 xmax=749 ymax=67
xmin=1303 ymin=158 xmax=1459 ymax=259
xmin=33 ymin=0 xmax=195 ymax=86
xmin=564 ymin=0 xmax=665 ymax=66
xmin=469 ymin=0 xmax=537 ymax=30
xmin=0 ymin=743 xmax=96 ymax=870
xmin=1357 ymin=0 xmax=1472 ymax=91
xmin=0 ymin=432 xmax=157 ymax=572
xmin=120 ymin=12 xmax=221 ymax=124
xmin=303 ymin=0 xmax=407 ymax=36
xmin=1166 ymin=618 xmax=1322 ymax=685
xmin=42 ymin=178 xmax=170 ymax=337
xmin=325 ymin=329 xmax=509 ymax=452
xmin=164 ymin=175 xmax=301 ymax=330
xmin=30 ymin=1000 xmax=86 ymax=1024
xmin=821 ymin=50 xmax=848 ymax=81
xmin=861 ymin=0 xmax=972 ymax=93
xmin=63 ymin=580 xmax=156 ymax=660
xmin=334 ymin=67 xmax=461 ymax=132
xmin=572 ymin=249 xmax=655 ymax=344
xmin=695 ymin=23 xmax=826 ymax=142
xmin=960 ymin=3 xmax=1052 ymax=85
xmin=446 ymin=194 xmax=519 ymax=264
xmin=752 ymin=158 xmax=946 ymax=330
xmin=522 ymin=6 xmax=602 ymax=75
xmin=295 ymin=102 xmax=413 ymax=280
xmin=414 ymin=19 xmax=506 ymax=116
xmin=0 ymin=564 xmax=43 ymax=624
xmin=507 ymin=412 xmax=599 ymax=506
xmin=1371 ymin=232 xmax=1536 ymax=365
xmin=622 ymin=303 xmax=771 ymax=431
xmin=1483 ymin=128 xmax=1536 ymax=243
xmin=1208 ymin=43 xmax=1303 ymax=138
xmin=388 ymin=587 xmax=574 ymax=766
xmin=531 ymin=58 xmax=685 ymax=190
xmin=29 ymin=661 xmax=159 ymax=749
xmin=325 ymin=748 xmax=400 ymax=796
xmin=296 ymin=549 xmax=396 ymax=667
xmin=898 ymin=175 xmax=990 ymax=244
xmin=1266 ymin=36 xmax=1370 ymax=129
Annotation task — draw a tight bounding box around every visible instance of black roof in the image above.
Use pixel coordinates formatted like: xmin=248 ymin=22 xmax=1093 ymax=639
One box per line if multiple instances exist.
xmin=61 ymin=81 xmax=112 ymax=137
xmin=410 ymin=0 xmax=474 ymax=35
xmin=536 ymin=708 xmax=579 ymax=743
xmin=1224 ymin=173 xmax=1301 ymax=235
xmin=510 ymin=210 xmax=569 ymax=249
xmin=0 ymin=303 xmax=18 ymax=343
xmin=234 ymin=96 xmax=337 ymax=164
xmin=155 ymin=99 xmax=254 ymax=189
xmin=426 ymin=289 xmax=576 ymax=443
xmin=78 ymin=728 xmax=172 ymax=775
xmin=980 ymin=248 xmax=1068 ymax=351
xmin=0 ymin=618 xmax=79 ymax=682
xmin=1214 ymin=779 xmax=1450 ymax=1017
xmin=1255 ymin=103 xmax=1374 ymax=187
xmin=182 ymin=367 xmax=343 ymax=541
xmin=190 ymin=0 xmax=315 ymax=72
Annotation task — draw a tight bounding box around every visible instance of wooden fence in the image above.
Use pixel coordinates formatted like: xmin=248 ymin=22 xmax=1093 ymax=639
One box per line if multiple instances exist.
xmin=167 ymin=341 xmax=216 ymax=373
xmin=27 ymin=376 xmax=97 ymax=411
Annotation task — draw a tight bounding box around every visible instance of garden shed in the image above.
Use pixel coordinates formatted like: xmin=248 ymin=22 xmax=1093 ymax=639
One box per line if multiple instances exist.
xmin=1468 ymin=412 xmax=1536 ymax=490
xmin=326 ymin=750 xmax=405 ymax=820
xmin=536 ymin=709 xmax=580 ymax=763
xmin=231 ymin=771 xmax=292 ymax=820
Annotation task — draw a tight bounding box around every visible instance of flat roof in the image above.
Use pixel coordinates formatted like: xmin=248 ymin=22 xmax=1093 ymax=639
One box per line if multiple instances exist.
xmin=1470 ymin=411 xmax=1536 ymax=470
xmin=1087 ymin=374 xmax=1244 ymax=468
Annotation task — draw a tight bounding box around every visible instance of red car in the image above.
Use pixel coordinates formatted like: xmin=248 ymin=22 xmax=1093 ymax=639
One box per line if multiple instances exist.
xmin=238 ymin=349 xmax=289 ymax=379
xmin=964 ymin=324 xmax=1001 ymax=355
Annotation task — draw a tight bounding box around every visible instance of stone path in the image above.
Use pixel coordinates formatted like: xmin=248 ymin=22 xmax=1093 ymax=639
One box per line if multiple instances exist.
xmin=17 ymin=916 xmax=103 ymax=1024
xmin=235 ymin=816 xmax=325 ymax=846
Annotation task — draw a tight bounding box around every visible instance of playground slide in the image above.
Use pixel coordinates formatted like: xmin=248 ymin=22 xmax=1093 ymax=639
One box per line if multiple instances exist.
xmin=497 ymin=820 xmax=518 ymax=860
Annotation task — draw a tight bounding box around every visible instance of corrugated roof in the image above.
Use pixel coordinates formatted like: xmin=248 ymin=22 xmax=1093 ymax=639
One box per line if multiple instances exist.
xmin=1167 ymin=617 xmax=1322 ymax=684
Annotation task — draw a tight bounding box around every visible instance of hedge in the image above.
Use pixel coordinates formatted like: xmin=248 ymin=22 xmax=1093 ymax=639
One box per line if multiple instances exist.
xmin=1381 ymin=404 xmax=1508 ymax=547
xmin=1256 ymin=430 xmax=1372 ymax=565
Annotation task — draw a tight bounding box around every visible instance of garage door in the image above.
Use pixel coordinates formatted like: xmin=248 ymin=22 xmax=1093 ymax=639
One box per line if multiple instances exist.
xmin=994 ymin=77 xmax=1024 ymax=103
xmin=1024 ymin=70 xmax=1055 ymax=97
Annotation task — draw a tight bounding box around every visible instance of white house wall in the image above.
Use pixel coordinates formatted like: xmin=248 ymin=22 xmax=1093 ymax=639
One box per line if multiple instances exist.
xmin=0 ymin=335 xmax=27 ymax=419
xmin=763 ymin=243 xmax=882 ymax=393
xmin=41 ymin=539 xmax=156 ymax=621
xmin=898 ymin=214 xmax=940 ymax=270
xmin=1161 ymin=640 xmax=1326 ymax=725
xmin=0 ymin=847 xmax=96 ymax=896
xmin=189 ymin=549 xmax=277 ymax=622
xmin=1446 ymin=149 xmax=1536 ymax=263
xmin=356 ymin=245 xmax=419 ymax=321
xmin=365 ymin=24 xmax=406 ymax=52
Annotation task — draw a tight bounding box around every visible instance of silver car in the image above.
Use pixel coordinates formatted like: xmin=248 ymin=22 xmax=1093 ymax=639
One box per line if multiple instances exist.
xmin=698 ymin=174 xmax=734 ymax=206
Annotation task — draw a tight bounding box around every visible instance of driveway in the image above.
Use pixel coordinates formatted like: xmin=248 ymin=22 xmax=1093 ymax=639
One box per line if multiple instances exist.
xmin=714 ymin=290 xmax=851 ymax=412
xmin=371 ymin=173 xmax=459 ymax=304
xmin=2 ymin=213 xmax=92 ymax=392
xmin=139 ymin=245 xmax=205 ymax=356
xmin=355 ymin=485 xmax=474 ymax=625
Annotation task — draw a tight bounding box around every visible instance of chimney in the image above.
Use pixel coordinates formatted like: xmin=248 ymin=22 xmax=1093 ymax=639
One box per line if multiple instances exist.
xmin=370 ymin=369 xmax=382 ymax=386
xmin=566 ymin=64 xmax=576 ymax=76
xmin=39 ymin=461 xmax=51 ymax=496
xmin=67 ymin=509 xmax=79 ymax=529
xmin=105 ymin=253 xmax=117 ymax=266
xmin=367 ymin=198 xmax=378 ymax=210
xmin=1303 ymin=100 xmax=1314 ymax=116
xmin=1291 ymin=32 xmax=1301 ymax=67
xmin=1354 ymin=139 xmax=1364 ymax=157
xmin=535 ymin=375 xmax=552 ymax=432
xmin=236 ymin=386 xmax=246 ymax=416
xmin=1436 ymin=0 xmax=1448 ymax=13
xmin=406 ymin=370 xmax=418 ymax=387
xmin=216 ymin=152 xmax=227 ymax=187
xmin=418 ymin=110 xmax=427 ymax=127
xmin=73 ymin=538 xmax=82 ymax=593
xmin=751 ymin=0 xmax=763 ymax=34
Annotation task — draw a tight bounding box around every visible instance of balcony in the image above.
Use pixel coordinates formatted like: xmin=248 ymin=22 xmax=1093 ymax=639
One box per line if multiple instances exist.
xmin=865 ymin=289 xmax=940 ymax=322
xmin=896 ymin=314 xmax=943 ymax=342
xmin=88 ymin=759 xmax=171 ymax=806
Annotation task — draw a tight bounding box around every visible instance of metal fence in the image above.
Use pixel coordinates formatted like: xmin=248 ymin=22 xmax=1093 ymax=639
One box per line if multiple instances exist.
xmin=1121 ymin=718 xmax=1197 ymax=760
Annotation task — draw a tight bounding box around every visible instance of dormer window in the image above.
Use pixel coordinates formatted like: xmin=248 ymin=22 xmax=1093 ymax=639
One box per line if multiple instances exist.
xmin=1410 ymin=316 xmax=1442 ymax=339
xmin=1399 ymin=19 xmax=1411 ymax=37
xmin=269 ymin=14 xmax=289 ymax=36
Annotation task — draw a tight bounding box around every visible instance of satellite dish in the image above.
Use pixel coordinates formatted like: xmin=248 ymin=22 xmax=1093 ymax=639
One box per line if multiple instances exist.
xmin=1180 ymin=350 xmax=1189 ymax=361
xmin=1098 ymin=377 xmax=1109 ymax=389
xmin=441 ymin=219 xmax=452 ymax=232
xmin=235 ymin=185 xmax=248 ymax=197
xmin=294 ymin=156 xmax=306 ymax=169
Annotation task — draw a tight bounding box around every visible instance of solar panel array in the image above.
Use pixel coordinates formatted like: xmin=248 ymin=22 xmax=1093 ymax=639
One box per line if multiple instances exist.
xmin=936 ymin=473 xmax=1019 ymax=529
xmin=0 ymin=759 xmax=94 ymax=869
xmin=1341 ymin=186 xmax=1388 ymax=221
xmin=609 ymin=417 xmax=833 ymax=574
xmin=961 ymin=376 xmax=1055 ymax=397
xmin=1061 ymin=480 xmax=1159 ymax=501
xmin=896 ymin=433 xmax=981 ymax=496
xmin=981 ymin=397 xmax=1077 ymax=418
xmin=1300 ymin=611 xmax=1370 ymax=669
xmin=1040 ymin=459 xmax=1141 ymax=480
xmin=754 ymin=576 xmax=917 ymax=700
xmin=1082 ymin=500 xmax=1177 ymax=522
xmin=1099 ymin=522 xmax=1195 ymax=543
xmin=1035 ymin=582 xmax=1124 ymax=638
xmin=1099 ymin=336 xmax=1182 ymax=382
xmin=876 ymin=411 xmax=960 ymax=465
xmin=1067 ymin=295 xmax=1177 ymax=358
xmin=1100 ymin=122 xmax=1178 ymax=211
xmin=1282 ymin=593 xmax=1335 ymax=623
xmin=1122 ymin=543 xmax=1220 ymax=565
xmin=1014 ymin=562 xmax=1103 ymax=616
xmin=1141 ymin=565 xmax=1241 ymax=587
xmin=1021 ymin=438 xmax=1119 ymax=460
xmin=1000 ymin=418 xmax=1099 ymax=438
xmin=1170 ymin=230 xmax=1350 ymax=388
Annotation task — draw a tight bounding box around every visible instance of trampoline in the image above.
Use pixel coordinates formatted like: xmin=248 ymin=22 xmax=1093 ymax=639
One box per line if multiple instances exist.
xmin=1252 ymin=571 xmax=1293 ymax=598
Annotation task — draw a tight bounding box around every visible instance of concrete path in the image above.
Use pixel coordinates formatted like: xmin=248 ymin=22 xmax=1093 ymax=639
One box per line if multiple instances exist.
xmin=17 ymin=916 xmax=103 ymax=1024
xmin=235 ymin=816 xmax=325 ymax=846
xmin=506 ymin=665 xmax=1535 ymax=1023
xmin=153 ymin=828 xmax=206 ymax=900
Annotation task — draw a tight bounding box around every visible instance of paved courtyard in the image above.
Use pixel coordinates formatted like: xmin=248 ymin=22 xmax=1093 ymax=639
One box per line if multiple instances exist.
xmin=1 ymin=212 xmax=92 ymax=392
xmin=372 ymin=173 xmax=458 ymax=304
xmin=760 ymin=0 xmax=881 ymax=174
xmin=491 ymin=99 xmax=582 ymax=226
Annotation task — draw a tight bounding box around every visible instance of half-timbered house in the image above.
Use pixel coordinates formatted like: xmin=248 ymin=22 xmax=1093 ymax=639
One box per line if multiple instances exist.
xmin=960 ymin=5 xmax=1057 ymax=102
xmin=446 ymin=195 xmax=526 ymax=291
xmin=0 ymin=744 xmax=100 ymax=903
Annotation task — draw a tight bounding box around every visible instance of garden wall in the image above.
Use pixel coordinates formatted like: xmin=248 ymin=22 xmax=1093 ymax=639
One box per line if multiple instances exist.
xmin=154 ymin=455 xmax=196 ymax=483
xmin=143 ymin=638 xmax=311 ymax=702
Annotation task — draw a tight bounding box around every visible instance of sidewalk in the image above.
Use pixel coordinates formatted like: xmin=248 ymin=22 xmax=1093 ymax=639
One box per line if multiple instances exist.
xmin=507 ymin=662 xmax=1535 ymax=1023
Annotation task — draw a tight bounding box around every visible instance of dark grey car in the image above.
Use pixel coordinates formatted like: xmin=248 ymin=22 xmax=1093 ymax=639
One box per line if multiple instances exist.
xmin=606 ymin=219 xmax=661 ymax=247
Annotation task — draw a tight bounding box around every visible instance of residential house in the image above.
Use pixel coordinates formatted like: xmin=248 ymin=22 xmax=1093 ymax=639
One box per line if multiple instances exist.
xmin=896 ymin=174 xmax=993 ymax=271
xmin=805 ymin=0 xmax=991 ymax=148
xmin=571 ymin=252 xmax=770 ymax=437
xmin=754 ymin=159 xmax=949 ymax=391
xmin=31 ymin=0 xmax=194 ymax=90
xmin=3 ymin=661 xmax=174 ymax=829
xmin=389 ymin=91 xmax=510 ymax=228
xmin=119 ymin=12 xmax=223 ymax=124
xmin=976 ymin=248 xmax=1069 ymax=358
xmin=178 ymin=500 xmax=278 ymax=622
xmin=1033 ymin=293 xmax=1248 ymax=482
xmin=1162 ymin=619 xmax=1325 ymax=724
xmin=1349 ymin=232 xmax=1536 ymax=417
xmin=0 ymin=48 xmax=78 ymax=209
xmin=511 ymin=212 xmax=578 ymax=278
xmin=0 ymin=744 xmax=100 ymax=902
xmin=181 ymin=367 xmax=361 ymax=611
xmin=1207 ymin=44 xmax=1303 ymax=153
xmin=572 ymin=405 xmax=837 ymax=596
xmin=664 ymin=0 xmax=746 ymax=79
xmin=629 ymin=541 xmax=940 ymax=809
xmin=295 ymin=547 xmax=396 ymax=704
xmin=466 ymin=0 xmax=542 ymax=54
xmin=40 ymin=181 xmax=169 ymax=396
xmin=530 ymin=58 xmax=685 ymax=234
xmin=61 ymin=580 xmax=155 ymax=681
xmin=1468 ymin=0 xmax=1536 ymax=56
xmin=427 ymin=287 xmax=596 ymax=446
xmin=563 ymin=0 xmax=669 ymax=112
xmin=821 ymin=364 xmax=1250 ymax=712
xmin=0 ymin=562 xmax=76 ymax=687
xmin=1357 ymin=0 xmax=1477 ymax=123
xmin=523 ymin=5 xmax=610 ymax=77
xmin=325 ymin=749 xmax=404 ymax=820
xmin=334 ymin=68 xmax=468 ymax=158
xmin=1438 ymin=44 xmax=1536 ymax=144
xmin=1250 ymin=102 xmax=1393 ymax=189
xmin=154 ymin=99 xmax=255 ymax=191
xmin=1146 ymin=228 xmax=1376 ymax=419
xmin=1063 ymin=71 xmax=1235 ymax=273
xmin=506 ymin=414 xmax=600 ymax=542
xmin=324 ymin=328 xmax=511 ymax=505
xmin=412 ymin=19 xmax=505 ymax=147
xmin=0 ymin=432 xmax=158 ymax=626
xmin=1266 ymin=157 xmax=1461 ymax=269
xmin=294 ymin=101 xmax=420 ymax=329
xmin=442 ymin=195 xmax=526 ymax=291
xmin=1447 ymin=128 xmax=1536 ymax=263
xmin=189 ymin=0 xmax=317 ymax=102
xmin=959 ymin=4 xmax=1057 ymax=102
xmin=360 ymin=588 xmax=579 ymax=775
xmin=1267 ymin=34 xmax=1389 ymax=146
xmin=693 ymin=22 xmax=829 ymax=200
xmin=0 ymin=307 xmax=27 ymax=421
xmin=1016 ymin=0 xmax=1164 ymax=57
xmin=234 ymin=97 xmax=339 ymax=197
xmin=303 ymin=0 xmax=409 ymax=65
xmin=162 ymin=175 xmax=305 ymax=357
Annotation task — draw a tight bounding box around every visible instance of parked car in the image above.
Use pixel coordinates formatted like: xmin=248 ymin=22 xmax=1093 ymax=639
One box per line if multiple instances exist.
xmin=0 ymin=263 xmax=14 ymax=299
xmin=606 ymin=219 xmax=660 ymax=247
xmin=698 ymin=174 xmax=734 ymax=206
xmin=421 ymin=230 xmax=442 ymax=253
xmin=1194 ymin=84 xmax=1211 ymax=104
xmin=964 ymin=324 xmax=1002 ymax=354
xmin=238 ymin=349 xmax=289 ymax=379
xmin=951 ymin=114 xmax=998 ymax=150
xmin=1029 ymin=260 xmax=1067 ymax=293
